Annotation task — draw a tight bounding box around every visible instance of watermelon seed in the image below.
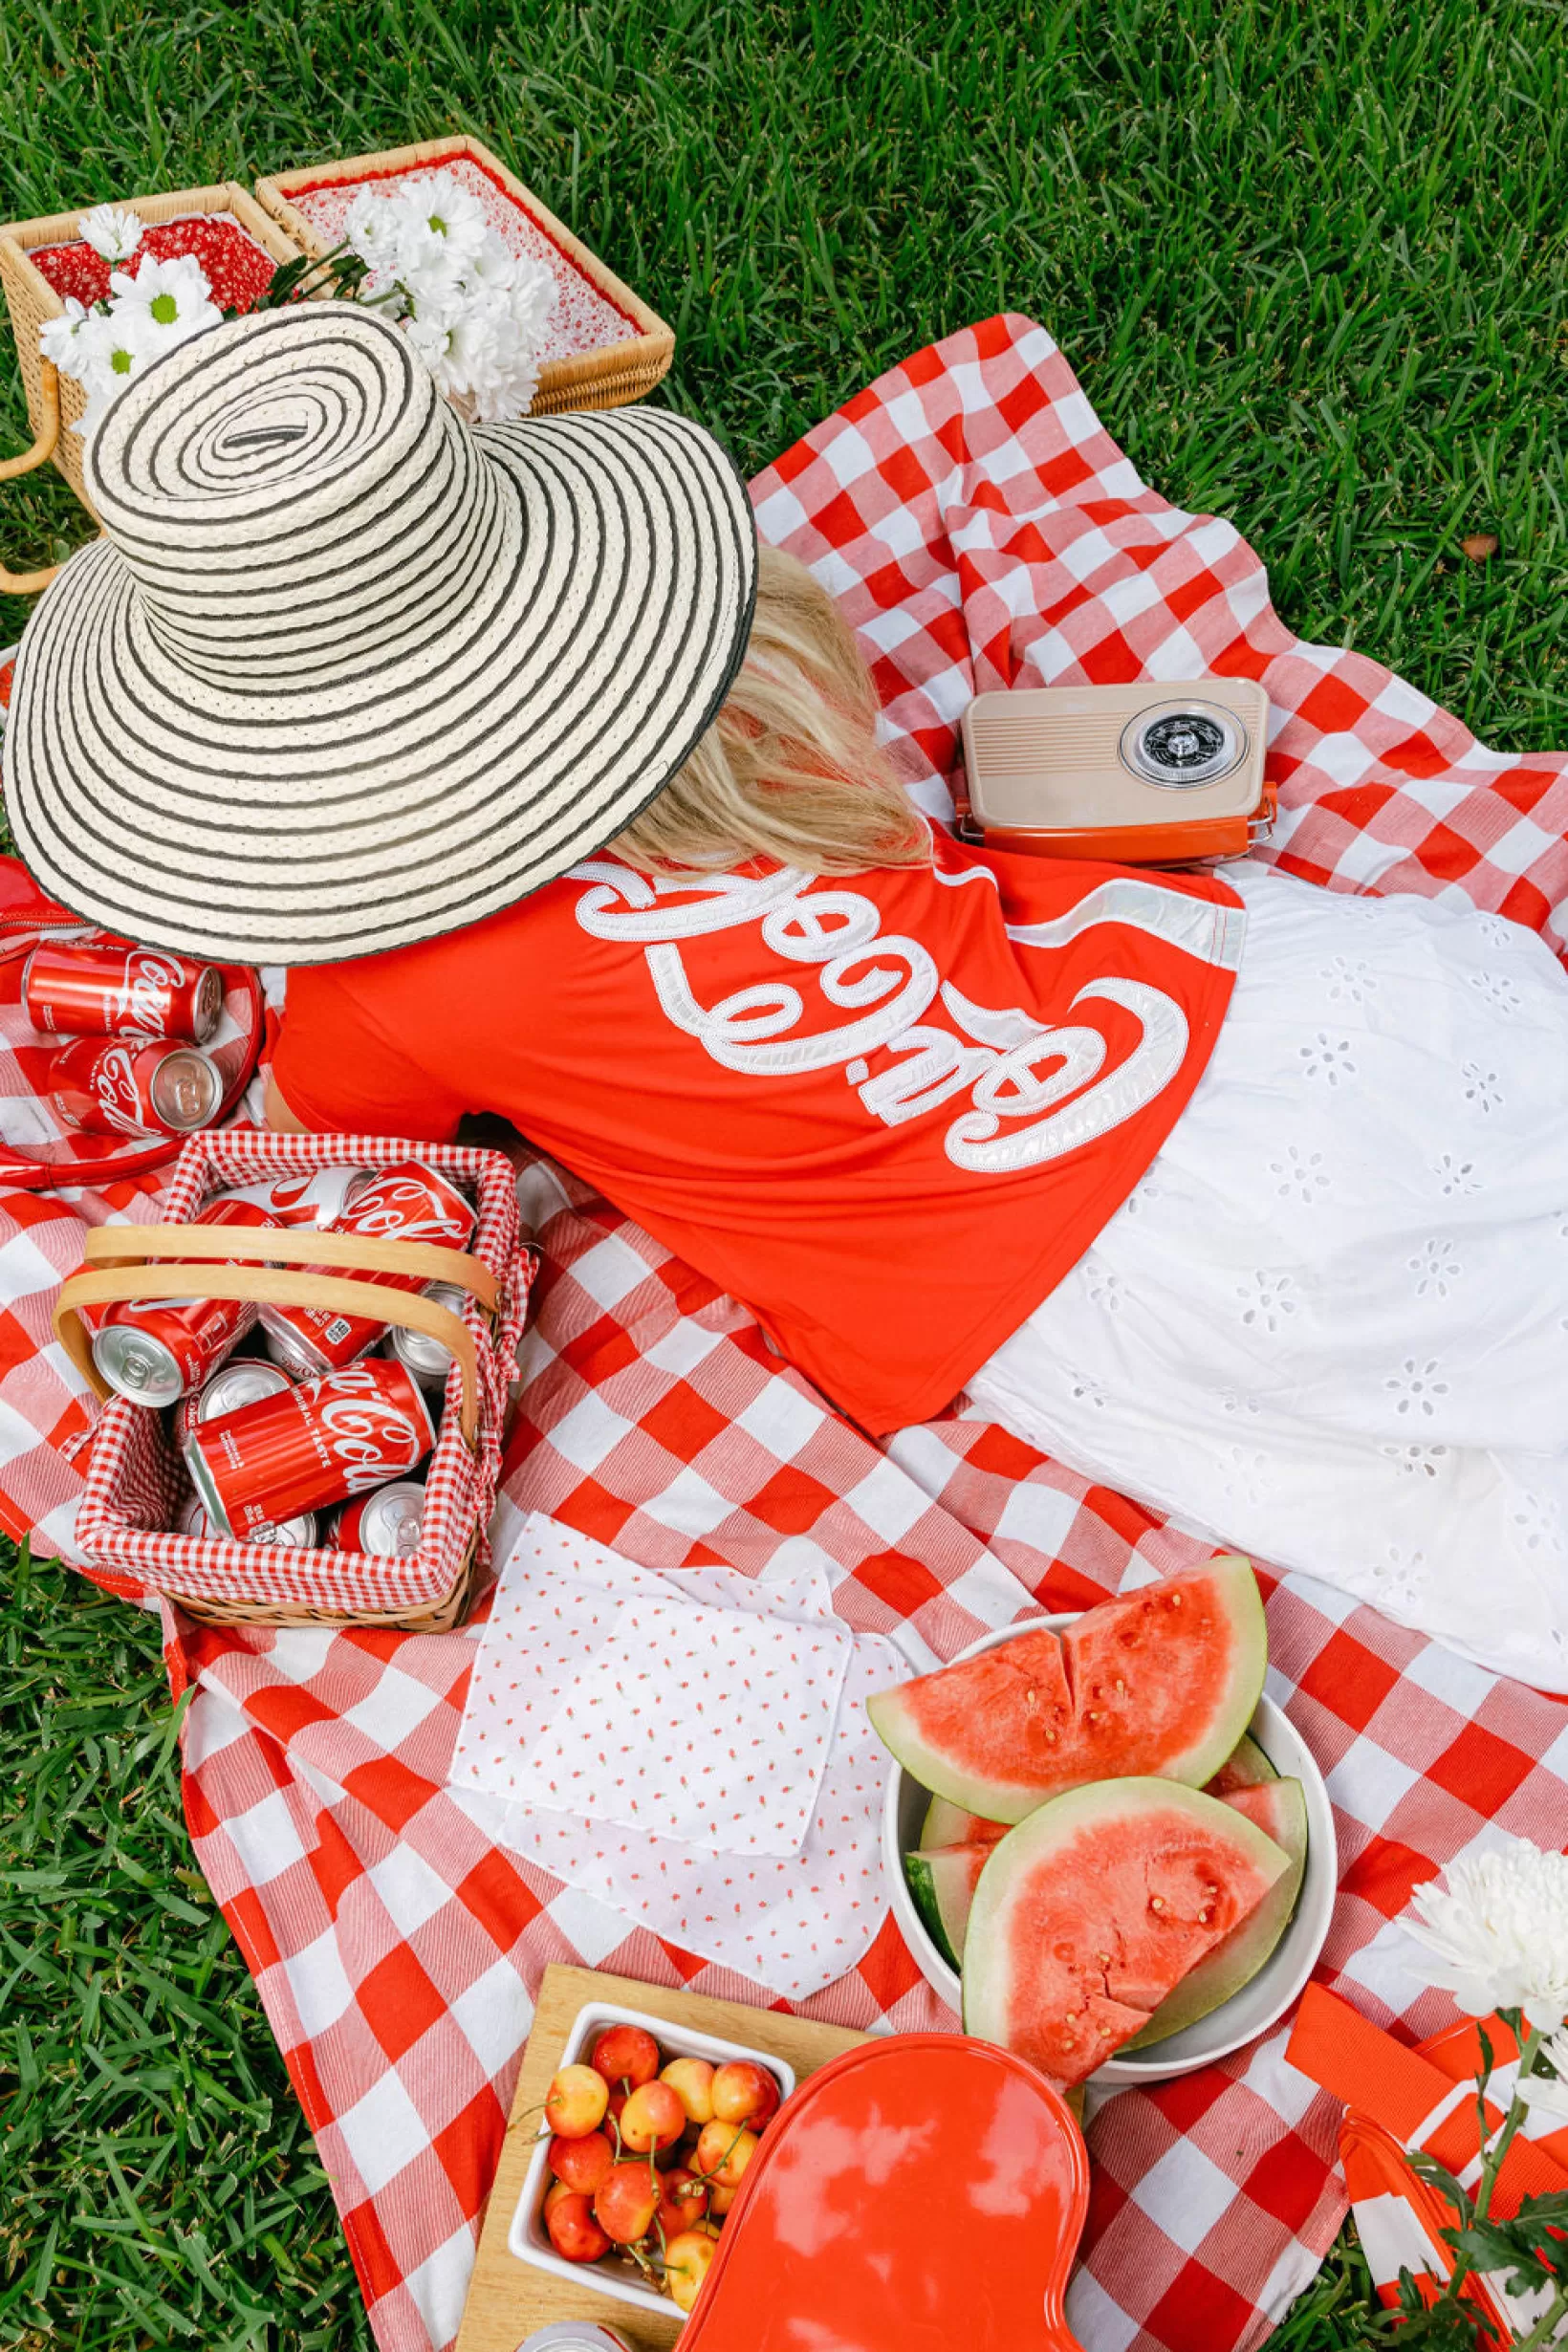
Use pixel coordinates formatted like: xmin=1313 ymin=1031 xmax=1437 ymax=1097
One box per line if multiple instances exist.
xmin=1149 ymin=1896 xmax=1165 ymax=1911
xmin=1199 ymin=1907 xmax=1213 ymax=1924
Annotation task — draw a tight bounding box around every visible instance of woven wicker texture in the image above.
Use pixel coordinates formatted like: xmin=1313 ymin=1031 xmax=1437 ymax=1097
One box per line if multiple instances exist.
xmin=0 ymin=182 xmax=303 ymax=519
xmin=252 ymin=133 xmax=674 ymax=411
xmin=71 ymin=1129 xmax=531 ymax=1629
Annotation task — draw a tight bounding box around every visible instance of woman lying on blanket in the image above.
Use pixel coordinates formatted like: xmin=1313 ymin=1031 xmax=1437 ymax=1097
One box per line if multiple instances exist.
xmin=7 ymin=307 xmax=1566 ymax=1688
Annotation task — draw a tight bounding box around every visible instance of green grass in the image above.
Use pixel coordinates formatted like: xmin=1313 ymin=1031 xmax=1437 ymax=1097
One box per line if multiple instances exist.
xmin=0 ymin=1548 xmax=369 ymax=2349
xmin=4 ymin=0 xmax=1566 ymax=2341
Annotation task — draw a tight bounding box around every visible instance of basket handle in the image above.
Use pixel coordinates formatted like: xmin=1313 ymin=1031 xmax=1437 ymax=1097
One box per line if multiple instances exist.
xmin=56 ymin=1226 xmax=499 ymax=1446
xmin=0 ymin=359 xmax=64 ymax=597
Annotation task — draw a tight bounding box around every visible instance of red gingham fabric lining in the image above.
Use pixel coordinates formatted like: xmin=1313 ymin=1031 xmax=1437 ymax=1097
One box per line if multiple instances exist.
xmin=73 ymin=1130 xmax=529 ymax=1615
xmin=1 ymin=313 xmax=1566 ymax=2352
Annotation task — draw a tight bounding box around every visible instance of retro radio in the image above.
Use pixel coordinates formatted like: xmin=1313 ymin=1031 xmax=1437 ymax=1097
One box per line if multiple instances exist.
xmin=955 ymin=679 xmax=1274 ymax=864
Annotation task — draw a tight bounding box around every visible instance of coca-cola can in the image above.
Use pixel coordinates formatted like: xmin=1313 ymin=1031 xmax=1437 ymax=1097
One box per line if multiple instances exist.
xmin=258 ymin=1162 xmax=476 ymax=1379
xmin=334 ymin=1480 xmax=426 ymax=1557
xmin=389 ymin=1281 xmax=468 ymax=1390
xmin=217 ymin=1167 xmax=367 ymax=1230
xmin=184 ymin=1357 xmax=436 ymax=1537
xmin=92 ymin=1199 xmax=282 ymax=1407
xmin=178 ymin=1492 xmax=318 ymax=1549
xmin=24 ymin=940 xmax=223 ymax=1044
xmin=171 ymin=1357 xmax=293 ymax=1446
xmin=49 ymin=1037 xmax=224 ymax=1138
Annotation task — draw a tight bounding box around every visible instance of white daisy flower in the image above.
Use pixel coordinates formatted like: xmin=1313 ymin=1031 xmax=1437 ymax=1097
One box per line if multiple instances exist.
xmin=343 ymin=187 xmax=408 ymax=301
xmin=1403 ymin=1840 xmax=1568 ymax=2032
xmin=108 ymin=252 xmax=222 ymax=348
xmin=71 ymin=308 xmax=148 ymax=440
xmin=385 ymin=171 xmax=489 ymax=285
xmin=77 ymin=203 xmax=144 ymax=264
xmin=38 ymin=295 xmax=96 ymax=381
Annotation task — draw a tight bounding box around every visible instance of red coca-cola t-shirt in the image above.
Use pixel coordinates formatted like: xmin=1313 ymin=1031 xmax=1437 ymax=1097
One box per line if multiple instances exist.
xmin=272 ymin=837 xmax=1245 ymax=1433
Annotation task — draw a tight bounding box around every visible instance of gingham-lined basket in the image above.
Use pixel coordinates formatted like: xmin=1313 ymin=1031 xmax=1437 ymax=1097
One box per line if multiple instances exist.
xmin=252 ymin=133 xmax=675 ymax=414
xmin=58 ymin=1131 xmax=531 ymax=1630
xmin=0 ymin=182 xmax=305 ymax=588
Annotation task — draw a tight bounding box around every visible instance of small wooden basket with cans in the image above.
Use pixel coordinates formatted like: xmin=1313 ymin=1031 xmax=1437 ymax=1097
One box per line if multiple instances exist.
xmin=55 ymin=1129 xmax=532 ymax=1628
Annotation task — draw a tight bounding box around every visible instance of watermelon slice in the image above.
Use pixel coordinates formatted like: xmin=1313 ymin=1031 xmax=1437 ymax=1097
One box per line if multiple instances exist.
xmin=961 ymin=1777 xmax=1291 ymax=2086
xmin=920 ymin=1793 xmax=1009 ymax=1853
xmin=1125 ymin=1777 xmax=1309 ymax=2048
xmin=1204 ymin=1731 xmax=1277 ymax=1797
xmin=902 ymin=1840 xmax=992 ymax=1970
xmin=868 ymin=1558 xmax=1267 ymax=1822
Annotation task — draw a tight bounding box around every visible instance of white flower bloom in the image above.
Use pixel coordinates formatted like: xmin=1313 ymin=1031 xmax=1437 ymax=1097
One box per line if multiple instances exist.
xmin=77 ymin=203 xmax=143 ymax=264
xmin=38 ymin=296 xmax=96 ymax=381
xmin=1403 ymin=1840 xmax=1568 ymax=2032
xmin=70 ymin=308 xmax=149 ymax=440
xmin=1516 ymin=2028 xmax=1568 ymax=2124
xmin=343 ymin=187 xmax=408 ymax=300
xmin=386 ymin=171 xmax=489 ymax=280
xmin=108 ymin=253 xmax=222 ymax=349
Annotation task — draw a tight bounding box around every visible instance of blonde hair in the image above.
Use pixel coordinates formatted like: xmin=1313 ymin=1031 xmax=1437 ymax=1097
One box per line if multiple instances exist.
xmin=610 ymin=544 xmax=932 ymax=876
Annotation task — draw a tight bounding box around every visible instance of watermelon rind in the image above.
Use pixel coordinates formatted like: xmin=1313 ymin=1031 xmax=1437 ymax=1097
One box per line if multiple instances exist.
xmin=961 ymin=1776 xmax=1291 ymax=2081
xmin=903 ymin=1841 xmax=991 ymax=1970
xmin=1204 ymin=1731 xmax=1277 ymax=1797
xmin=920 ymin=1793 xmax=1008 ymax=1853
xmin=869 ymin=1557 xmax=1269 ymax=1822
xmin=867 ymin=1624 xmax=1073 ymax=1821
xmin=1124 ymin=1777 xmax=1309 ymax=2049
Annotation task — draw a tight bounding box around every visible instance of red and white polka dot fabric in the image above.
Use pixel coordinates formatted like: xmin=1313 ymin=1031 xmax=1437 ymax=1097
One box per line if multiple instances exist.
xmin=1 ymin=313 xmax=1565 ymax=2352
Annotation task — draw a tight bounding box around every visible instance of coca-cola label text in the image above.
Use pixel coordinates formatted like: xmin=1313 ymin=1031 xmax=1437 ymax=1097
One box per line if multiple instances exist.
xmin=186 ymin=1357 xmax=435 ymax=1535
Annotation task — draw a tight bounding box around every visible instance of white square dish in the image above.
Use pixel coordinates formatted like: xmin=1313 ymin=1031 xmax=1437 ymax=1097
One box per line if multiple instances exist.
xmin=506 ymin=1999 xmax=796 ymax=2322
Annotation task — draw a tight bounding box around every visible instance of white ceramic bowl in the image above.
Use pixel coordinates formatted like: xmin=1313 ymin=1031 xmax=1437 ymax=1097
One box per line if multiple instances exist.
xmin=507 ymin=1999 xmax=796 ymax=2322
xmin=883 ymin=1615 xmax=1336 ymax=2082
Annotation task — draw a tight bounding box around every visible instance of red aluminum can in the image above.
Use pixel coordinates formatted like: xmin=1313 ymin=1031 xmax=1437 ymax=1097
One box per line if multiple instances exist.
xmin=48 ymin=1036 xmax=223 ymax=1138
xmin=184 ymin=1357 xmax=436 ymax=1538
xmin=171 ymin=1356 xmax=294 ymax=1446
xmin=92 ymin=1199 xmax=282 ymax=1407
xmin=259 ymin=1162 xmax=475 ymax=1379
xmin=219 ymin=1167 xmax=366 ymax=1230
xmin=178 ymin=1492 xmax=319 ymax=1548
xmin=334 ymin=1480 xmax=426 ymax=1557
xmin=24 ymin=940 xmax=223 ymax=1043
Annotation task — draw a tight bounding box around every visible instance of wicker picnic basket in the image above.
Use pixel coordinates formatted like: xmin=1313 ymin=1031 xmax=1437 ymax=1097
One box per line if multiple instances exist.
xmin=55 ymin=1131 xmax=532 ymax=1631
xmin=252 ymin=133 xmax=675 ymax=414
xmin=0 ymin=182 xmax=305 ymax=591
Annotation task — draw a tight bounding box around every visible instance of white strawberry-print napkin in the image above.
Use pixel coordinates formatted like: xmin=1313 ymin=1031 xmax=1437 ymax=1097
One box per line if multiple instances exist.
xmin=508 ymin=1591 xmax=848 ymax=1856
xmin=448 ymin=1508 xmax=901 ymax=1998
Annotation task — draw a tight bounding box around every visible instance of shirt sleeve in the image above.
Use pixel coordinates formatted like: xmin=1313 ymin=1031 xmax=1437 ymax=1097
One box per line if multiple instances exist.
xmin=271 ymin=964 xmax=468 ymax=1142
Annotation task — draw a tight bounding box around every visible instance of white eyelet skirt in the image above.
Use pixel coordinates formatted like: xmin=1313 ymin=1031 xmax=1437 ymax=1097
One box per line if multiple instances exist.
xmin=969 ymin=861 xmax=1568 ymax=1691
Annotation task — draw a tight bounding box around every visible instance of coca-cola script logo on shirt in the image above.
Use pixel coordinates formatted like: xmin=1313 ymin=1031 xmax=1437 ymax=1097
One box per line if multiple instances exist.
xmin=571 ymin=861 xmax=1242 ymax=1173
xmin=110 ymin=951 xmax=189 ymax=1038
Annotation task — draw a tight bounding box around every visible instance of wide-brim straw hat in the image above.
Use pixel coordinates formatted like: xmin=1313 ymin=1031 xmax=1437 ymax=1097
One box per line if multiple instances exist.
xmin=4 ymin=303 xmax=757 ymax=965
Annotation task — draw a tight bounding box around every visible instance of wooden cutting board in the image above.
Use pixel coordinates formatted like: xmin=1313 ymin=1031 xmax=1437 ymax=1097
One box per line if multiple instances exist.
xmin=453 ymin=1964 xmax=867 ymax=2352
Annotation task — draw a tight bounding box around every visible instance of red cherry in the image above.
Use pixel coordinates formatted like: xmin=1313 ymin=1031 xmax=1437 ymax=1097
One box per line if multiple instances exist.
xmin=589 ymin=2024 xmax=661 ymax=2090
xmin=593 ymin=2161 xmax=661 ymax=2246
xmin=620 ymin=2080 xmax=686 ymax=2155
xmin=546 ymin=2189 xmax=611 ymax=2263
xmin=656 ymin=2165 xmax=709 ymax=2239
xmin=547 ymin=2129 xmax=615 ymax=2195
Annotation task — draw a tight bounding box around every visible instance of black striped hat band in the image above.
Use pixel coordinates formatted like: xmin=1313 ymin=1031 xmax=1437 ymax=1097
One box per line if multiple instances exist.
xmin=5 ymin=303 xmax=758 ymax=965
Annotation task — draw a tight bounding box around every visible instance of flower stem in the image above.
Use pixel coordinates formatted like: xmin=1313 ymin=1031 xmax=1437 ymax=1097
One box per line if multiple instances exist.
xmin=1512 ymin=2283 xmax=1568 ymax=2352
xmin=1447 ymin=2025 xmax=1547 ymax=2306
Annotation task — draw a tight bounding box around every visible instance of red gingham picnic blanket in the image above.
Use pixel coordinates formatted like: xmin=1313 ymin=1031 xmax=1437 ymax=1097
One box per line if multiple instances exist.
xmin=5 ymin=313 xmax=1568 ymax=2352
